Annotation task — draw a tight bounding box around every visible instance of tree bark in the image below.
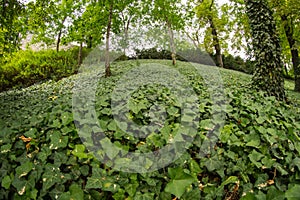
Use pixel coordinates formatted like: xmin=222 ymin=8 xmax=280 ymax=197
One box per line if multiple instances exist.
xmin=208 ymin=16 xmax=223 ymax=68
xmin=78 ymin=40 xmax=83 ymax=66
xmin=281 ymin=15 xmax=300 ymax=92
xmin=56 ymin=16 xmax=67 ymax=52
xmin=121 ymin=12 xmax=132 ymax=55
xmin=166 ymin=17 xmax=176 ymax=65
xmin=105 ymin=2 xmax=113 ymax=77
xmin=56 ymin=29 xmax=62 ymax=52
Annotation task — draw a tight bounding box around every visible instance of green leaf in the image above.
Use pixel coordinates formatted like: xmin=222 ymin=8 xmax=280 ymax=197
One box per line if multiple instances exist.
xmin=256 ymin=117 xmax=265 ymax=124
xmin=285 ymin=185 xmax=300 ymax=200
xmin=248 ymin=150 xmax=264 ymax=168
xmin=261 ymin=157 xmax=275 ymax=168
xmin=69 ymin=184 xmax=84 ymax=200
xmin=266 ymin=187 xmax=285 ymax=200
xmin=15 ymin=161 xmax=33 ymax=178
xmin=1 ymin=175 xmax=12 ymax=189
xmin=204 ymin=156 xmax=223 ymax=171
xmin=292 ymin=158 xmax=300 ymax=170
xmin=107 ymin=120 xmax=117 ymax=131
xmin=189 ymin=159 xmax=202 ymax=174
xmin=42 ymin=168 xmax=62 ymax=191
xmin=50 ymin=131 xmax=68 ymax=150
xmin=100 ymin=138 xmax=120 ymax=160
xmin=102 ymin=181 xmax=120 ymax=192
xmin=85 ymin=168 xmax=104 ymax=189
xmin=61 ymin=111 xmax=73 ymax=125
xmin=221 ymin=176 xmax=239 ymax=187
xmin=0 ymin=144 xmax=12 ymax=153
xmin=165 ymin=167 xmax=194 ymax=198
xmin=134 ymin=192 xmax=155 ymax=200
xmin=72 ymin=144 xmax=92 ymax=159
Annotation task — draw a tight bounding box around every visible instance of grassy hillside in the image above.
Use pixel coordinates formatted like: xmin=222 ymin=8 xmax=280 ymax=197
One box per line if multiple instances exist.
xmin=0 ymin=60 xmax=300 ymax=199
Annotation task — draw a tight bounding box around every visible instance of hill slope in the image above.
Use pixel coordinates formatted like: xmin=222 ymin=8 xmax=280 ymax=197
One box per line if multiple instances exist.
xmin=0 ymin=60 xmax=300 ymax=199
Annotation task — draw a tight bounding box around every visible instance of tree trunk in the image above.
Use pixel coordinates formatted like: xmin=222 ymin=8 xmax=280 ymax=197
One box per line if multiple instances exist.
xmin=78 ymin=40 xmax=83 ymax=66
xmin=245 ymin=0 xmax=286 ymax=100
xmin=56 ymin=16 xmax=67 ymax=52
xmin=281 ymin=15 xmax=300 ymax=92
xmin=105 ymin=2 xmax=113 ymax=77
xmin=56 ymin=29 xmax=62 ymax=52
xmin=208 ymin=16 xmax=223 ymax=68
xmin=166 ymin=17 xmax=176 ymax=65
xmin=121 ymin=12 xmax=132 ymax=55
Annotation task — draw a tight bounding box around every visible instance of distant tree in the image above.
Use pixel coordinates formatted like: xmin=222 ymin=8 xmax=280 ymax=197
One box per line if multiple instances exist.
xmin=0 ymin=0 xmax=26 ymax=55
xmin=147 ymin=0 xmax=185 ymax=65
xmin=27 ymin=0 xmax=82 ymax=52
xmin=245 ymin=0 xmax=286 ymax=100
xmin=270 ymin=0 xmax=300 ymax=92
xmin=194 ymin=0 xmax=227 ymax=68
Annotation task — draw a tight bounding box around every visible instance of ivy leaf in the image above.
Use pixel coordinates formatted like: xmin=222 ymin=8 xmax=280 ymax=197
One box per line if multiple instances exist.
xmin=69 ymin=184 xmax=84 ymax=200
xmin=204 ymin=156 xmax=223 ymax=171
xmin=85 ymin=168 xmax=105 ymax=189
xmin=165 ymin=167 xmax=194 ymax=198
xmin=266 ymin=187 xmax=285 ymax=200
xmin=285 ymin=185 xmax=300 ymax=200
xmin=72 ymin=144 xmax=92 ymax=159
xmin=42 ymin=166 xmax=62 ymax=191
xmin=248 ymin=150 xmax=264 ymax=168
xmin=49 ymin=131 xmax=68 ymax=150
xmin=134 ymin=192 xmax=155 ymax=200
xmin=16 ymin=161 xmax=33 ymax=178
xmin=1 ymin=175 xmax=12 ymax=189
xmin=100 ymin=138 xmax=120 ymax=160
xmin=61 ymin=111 xmax=73 ymax=126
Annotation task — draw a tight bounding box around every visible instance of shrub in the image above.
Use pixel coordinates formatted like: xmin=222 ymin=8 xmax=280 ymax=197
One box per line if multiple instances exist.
xmin=0 ymin=47 xmax=90 ymax=92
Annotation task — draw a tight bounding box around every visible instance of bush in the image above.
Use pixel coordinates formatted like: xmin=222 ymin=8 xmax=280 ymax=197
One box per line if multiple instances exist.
xmin=134 ymin=48 xmax=172 ymax=60
xmin=223 ymin=54 xmax=255 ymax=74
xmin=0 ymin=47 xmax=90 ymax=92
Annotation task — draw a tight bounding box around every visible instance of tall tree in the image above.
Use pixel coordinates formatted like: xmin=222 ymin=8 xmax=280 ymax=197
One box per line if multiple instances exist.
xmin=270 ymin=0 xmax=300 ymax=92
xmin=194 ymin=0 xmax=227 ymax=67
xmin=0 ymin=0 xmax=26 ymax=55
xmin=149 ymin=0 xmax=185 ymax=65
xmin=105 ymin=1 xmax=113 ymax=77
xmin=245 ymin=0 xmax=286 ymax=100
xmin=27 ymin=0 xmax=81 ymax=52
xmin=118 ymin=0 xmax=142 ymax=55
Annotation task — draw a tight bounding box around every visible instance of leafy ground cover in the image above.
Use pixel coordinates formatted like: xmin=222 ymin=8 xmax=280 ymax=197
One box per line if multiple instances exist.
xmin=0 ymin=60 xmax=300 ymax=199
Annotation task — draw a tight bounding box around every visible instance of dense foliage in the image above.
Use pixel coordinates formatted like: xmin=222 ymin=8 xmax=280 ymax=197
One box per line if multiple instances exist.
xmin=135 ymin=48 xmax=255 ymax=74
xmin=0 ymin=48 xmax=90 ymax=92
xmin=245 ymin=0 xmax=286 ymax=100
xmin=0 ymin=60 xmax=299 ymax=199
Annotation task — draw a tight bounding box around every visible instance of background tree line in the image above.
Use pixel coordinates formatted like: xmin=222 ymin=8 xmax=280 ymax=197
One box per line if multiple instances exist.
xmin=1 ymin=0 xmax=300 ymax=97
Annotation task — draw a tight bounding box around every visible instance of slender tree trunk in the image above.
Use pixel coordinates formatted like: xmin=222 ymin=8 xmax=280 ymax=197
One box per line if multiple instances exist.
xmin=105 ymin=2 xmax=113 ymax=77
xmin=166 ymin=17 xmax=176 ymax=65
xmin=245 ymin=0 xmax=285 ymax=100
xmin=208 ymin=16 xmax=223 ymax=68
xmin=122 ymin=13 xmax=132 ymax=55
xmin=56 ymin=29 xmax=62 ymax=52
xmin=78 ymin=40 xmax=83 ymax=66
xmin=56 ymin=16 xmax=67 ymax=52
xmin=123 ymin=27 xmax=129 ymax=55
xmin=281 ymin=15 xmax=300 ymax=92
